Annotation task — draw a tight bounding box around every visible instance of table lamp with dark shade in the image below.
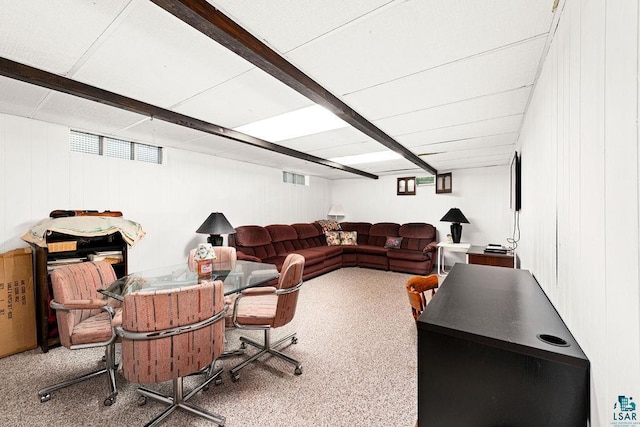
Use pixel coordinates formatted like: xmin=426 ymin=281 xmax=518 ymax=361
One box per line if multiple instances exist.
xmin=196 ymin=212 xmax=235 ymax=246
xmin=440 ymin=208 xmax=469 ymax=243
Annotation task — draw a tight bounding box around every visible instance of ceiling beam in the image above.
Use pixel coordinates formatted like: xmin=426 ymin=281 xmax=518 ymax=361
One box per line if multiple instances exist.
xmin=0 ymin=57 xmax=378 ymax=179
xmin=150 ymin=0 xmax=438 ymax=176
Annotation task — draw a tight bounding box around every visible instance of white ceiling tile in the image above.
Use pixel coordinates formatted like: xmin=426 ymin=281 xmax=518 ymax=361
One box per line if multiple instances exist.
xmin=363 ymin=158 xmax=422 ymax=175
xmin=0 ymin=0 xmax=132 ymax=74
xmin=0 ymin=0 xmax=557 ymax=179
xmin=413 ymin=133 xmax=518 ymax=156
xmin=116 ymin=118 xmax=208 ymax=149
xmin=278 ymin=126 xmax=370 ymax=152
xmin=396 ymin=115 xmax=523 ymax=148
xmin=184 ymin=133 xmax=244 ymax=155
xmin=345 ymin=38 xmax=545 ymax=120
xmin=175 ymin=68 xmax=312 ymax=128
xmin=428 ymin=146 xmax=515 ymax=169
xmin=306 ymin=140 xmax=385 ymax=159
xmin=73 ymin=1 xmax=254 ymax=108
xmin=287 ymin=0 xmax=553 ymax=95
xmin=210 ymin=0 xmax=395 ymax=53
xmin=0 ymin=76 xmax=50 ymax=117
xmin=430 ymin=153 xmax=514 ymax=170
xmin=33 ymin=91 xmax=147 ymax=137
xmin=375 ymin=87 xmax=531 ymax=136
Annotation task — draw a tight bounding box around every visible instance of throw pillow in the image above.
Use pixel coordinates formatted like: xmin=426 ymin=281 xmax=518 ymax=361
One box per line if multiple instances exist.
xmin=325 ymin=231 xmax=342 ymax=246
xmin=318 ymin=219 xmax=341 ymax=233
xmin=339 ymin=231 xmax=357 ymax=245
xmin=384 ymin=236 xmax=403 ymax=249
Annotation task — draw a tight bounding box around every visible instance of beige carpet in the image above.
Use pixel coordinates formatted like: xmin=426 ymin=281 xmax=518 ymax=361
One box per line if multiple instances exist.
xmin=0 ymin=267 xmax=421 ymax=426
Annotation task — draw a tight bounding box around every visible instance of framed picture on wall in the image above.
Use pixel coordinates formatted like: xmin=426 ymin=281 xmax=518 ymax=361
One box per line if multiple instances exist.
xmin=397 ymin=177 xmax=416 ymax=195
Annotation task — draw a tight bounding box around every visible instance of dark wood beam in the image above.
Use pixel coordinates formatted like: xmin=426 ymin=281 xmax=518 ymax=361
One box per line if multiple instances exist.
xmin=150 ymin=0 xmax=438 ymax=176
xmin=0 ymin=57 xmax=378 ymax=179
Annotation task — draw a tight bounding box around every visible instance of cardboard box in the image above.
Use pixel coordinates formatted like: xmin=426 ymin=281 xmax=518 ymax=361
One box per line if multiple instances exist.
xmin=0 ymin=247 xmax=37 ymax=358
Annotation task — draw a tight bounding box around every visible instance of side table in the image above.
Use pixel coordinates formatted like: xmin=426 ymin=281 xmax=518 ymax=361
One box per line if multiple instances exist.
xmin=436 ymin=242 xmax=471 ymax=276
xmin=466 ymin=245 xmax=517 ymax=268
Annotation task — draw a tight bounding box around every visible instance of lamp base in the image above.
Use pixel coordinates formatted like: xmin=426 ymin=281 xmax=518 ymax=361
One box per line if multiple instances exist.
xmin=450 ymin=223 xmax=462 ymax=244
xmin=208 ymin=235 xmax=224 ymax=246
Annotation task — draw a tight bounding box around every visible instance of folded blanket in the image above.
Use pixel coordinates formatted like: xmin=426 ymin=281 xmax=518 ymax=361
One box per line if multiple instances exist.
xmin=22 ymin=216 xmax=146 ymax=247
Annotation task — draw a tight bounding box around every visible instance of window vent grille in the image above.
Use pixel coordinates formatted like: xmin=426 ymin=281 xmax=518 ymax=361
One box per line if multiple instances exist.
xmin=70 ymin=130 xmax=162 ymax=164
xmin=283 ymin=171 xmax=309 ymax=185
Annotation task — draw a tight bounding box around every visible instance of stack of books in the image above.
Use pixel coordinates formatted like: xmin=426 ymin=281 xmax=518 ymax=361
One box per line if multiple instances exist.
xmin=484 ymin=244 xmax=508 ymax=254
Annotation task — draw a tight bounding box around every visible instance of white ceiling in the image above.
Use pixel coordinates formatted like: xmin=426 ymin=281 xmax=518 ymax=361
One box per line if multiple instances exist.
xmin=0 ymin=0 xmax=557 ymax=180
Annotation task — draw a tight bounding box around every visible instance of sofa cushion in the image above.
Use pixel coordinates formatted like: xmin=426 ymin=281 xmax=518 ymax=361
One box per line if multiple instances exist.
xmin=316 ymin=220 xmax=341 ymax=232
xmin=355 ymin=245 xmax=388 ymax=255
xmin=339 ymin=231 xmax=357 ymax=245
xmin=266 ymin=224 xmax=298 ymax=242
xmin=325 ymin=231 xmax=341 ymax=246
xmin=291 ymin=248 xmax=325 ymax=265
xmin=340 ymin=222 xmax=371 ymax=245
xmin=368 ymin=222 xmax=400 ymax=247
xmin=293 ymin=223 xmax=321 ymax=239
xmin=386 ymin=248 xmax=429 ymax=261
xmin=266 ymin=224 xmax=301 ymax=255
xmin=398 ymin=223 xmax=437 ymax=251
xmin=235 ymin=225 xmax=272 ymax=247
xmin=233 ymin=225 xmax=278 ymax=260
xmin=292 ymin=223 xmax=325 ymax=248
xmin=384 ymin=236 xmax=403 ymax=249
xmin=305 ymin=245 xmax=343 ymax=258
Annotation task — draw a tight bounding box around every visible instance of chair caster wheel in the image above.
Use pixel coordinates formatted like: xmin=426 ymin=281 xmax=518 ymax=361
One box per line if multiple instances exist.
xmin=104 ymin=396 xmax=116 ymax=406
xmin=294 ymin=366 xmax=303 ymax=375
xmin=203 ymin=384 xmax=210 ymax=391
xmin=239 ymin=342 xmax=247 ymax=350
xmin=231 ymin=373 xmax=239 ymax=382
xmin=291 ymin=337 xmax=298 ymax=344
xmin=39 ymin=393 xmax=51 ymax=403
xmin=137 ymin=396 xmax=147 ymax=406
xmin=215 ymin=377 xmax=223 ymax=386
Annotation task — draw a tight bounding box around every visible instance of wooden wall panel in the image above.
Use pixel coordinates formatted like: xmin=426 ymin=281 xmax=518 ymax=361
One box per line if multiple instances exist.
xmin=518 ymin=0 xmax=640 ymax=424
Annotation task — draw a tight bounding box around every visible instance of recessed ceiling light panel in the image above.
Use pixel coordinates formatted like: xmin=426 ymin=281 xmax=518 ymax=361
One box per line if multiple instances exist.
xmin=235 ymin=105 xmax=349 ymax=142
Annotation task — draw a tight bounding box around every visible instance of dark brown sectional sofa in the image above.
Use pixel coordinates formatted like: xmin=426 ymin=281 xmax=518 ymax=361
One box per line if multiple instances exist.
xmin=229 ymin=221 xmax=438 ymax=281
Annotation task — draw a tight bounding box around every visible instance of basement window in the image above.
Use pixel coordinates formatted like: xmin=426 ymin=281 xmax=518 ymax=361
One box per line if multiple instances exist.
xmin=283 ymin=171 xmax=309 ymax=186
xmin=69 ymin=130 xmax=162 ymax=164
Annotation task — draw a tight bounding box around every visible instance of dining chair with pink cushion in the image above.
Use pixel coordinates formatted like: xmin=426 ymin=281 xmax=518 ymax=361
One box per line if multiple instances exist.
xmin=229 ymin=253 xmax=305 ymax=382
xmin=116 ymin=280 xmax=226 ymax=427
xmin=188 ymin=246 xmax=237 ymax=272
xmin=37 ymin=261 xmax=120 ymax=406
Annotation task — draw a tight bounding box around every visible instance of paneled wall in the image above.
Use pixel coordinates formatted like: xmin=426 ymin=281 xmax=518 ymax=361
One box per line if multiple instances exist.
xmin=331 ymin=166 xmax=513 ymax=260
xmin=518 ymin=0 xmax=640 ymax=424
xmin=0 ymin=113 xmax=332 ymax=271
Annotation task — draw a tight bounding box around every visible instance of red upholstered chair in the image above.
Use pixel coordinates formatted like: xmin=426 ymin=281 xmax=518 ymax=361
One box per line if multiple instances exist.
xmin=406 ymin=275 xmax=439 ymax=321
xmin=38 ymin=261 xmax=120 ymax=406
xmin=229 ymin=253 xmax=305 ymax=382
xmin=117 ymin=280 xmax=226 ymax=427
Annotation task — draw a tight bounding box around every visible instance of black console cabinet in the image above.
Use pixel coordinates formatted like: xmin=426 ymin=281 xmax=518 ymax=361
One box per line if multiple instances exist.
xmin=417 ymin=264 xmax=589 ymax=426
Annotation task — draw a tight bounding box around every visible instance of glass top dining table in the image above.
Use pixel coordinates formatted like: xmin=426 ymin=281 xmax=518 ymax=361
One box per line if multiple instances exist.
xmin=98 ymin=260 xmax=280 ymax=301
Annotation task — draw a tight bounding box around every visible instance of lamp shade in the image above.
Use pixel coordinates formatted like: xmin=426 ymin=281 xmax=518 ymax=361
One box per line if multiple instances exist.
xmin=327 ymin=204 xmax=345 ymax=217
xmin=440 ymin=208 xmax=469 ymax=224
xmin=196 ymin=212 xmax=235 ymax=235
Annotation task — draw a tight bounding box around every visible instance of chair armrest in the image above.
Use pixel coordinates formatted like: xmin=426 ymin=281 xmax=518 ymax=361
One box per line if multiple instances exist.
xmin=241 ymin=286 xmax=277 ymax=296
xmin=50 ymin=298 xmax=108 ymax=311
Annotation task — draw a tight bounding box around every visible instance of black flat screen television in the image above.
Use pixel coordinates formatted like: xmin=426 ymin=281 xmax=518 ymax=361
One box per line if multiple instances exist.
xmin=510 ymin=151 xmax=521 ymax=211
